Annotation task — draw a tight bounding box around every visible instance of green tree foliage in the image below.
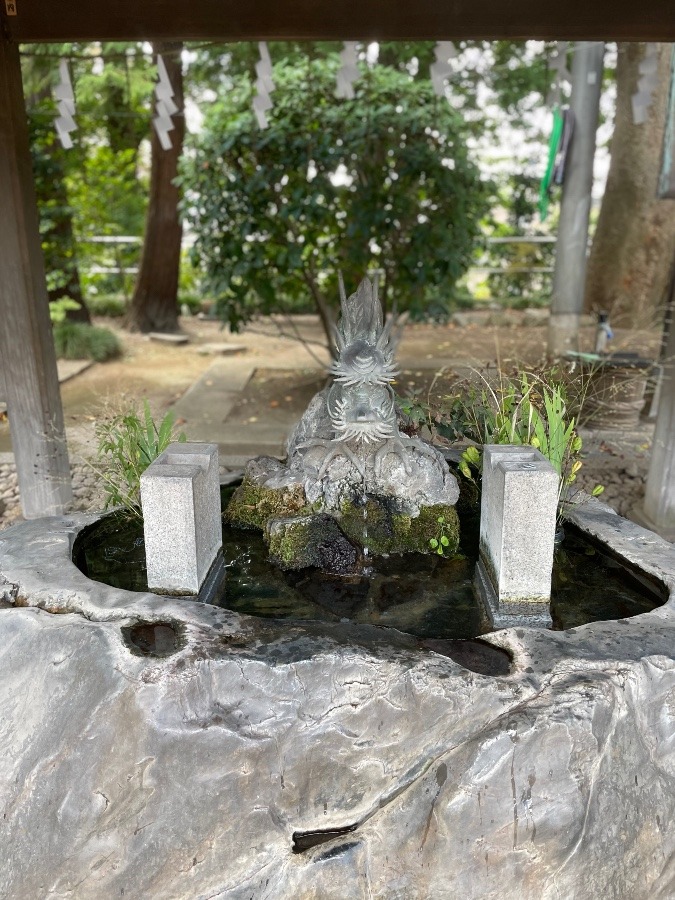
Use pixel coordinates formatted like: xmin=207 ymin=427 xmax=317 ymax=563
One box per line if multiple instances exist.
xmin=74 ymin=43 xmax=155 ymax=154
xmin=22 ymin=43 xmax=155 ymax=304
xmin=23 ymin=48 xmax=90 ymax=319
xmin=67 ymin=44 xmax=154 ymax=296
xmin=182 ymin=56 xmax=490 ymax=344
xmin=27 ymin=111 xmax=89 ymax=314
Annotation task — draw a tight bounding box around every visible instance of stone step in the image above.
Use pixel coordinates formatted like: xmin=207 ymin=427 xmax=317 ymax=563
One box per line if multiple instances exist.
xmin=197 ymin=343 xmax=247 ymax=356
xmin=149 ymin=332 xmax=189 ymax=344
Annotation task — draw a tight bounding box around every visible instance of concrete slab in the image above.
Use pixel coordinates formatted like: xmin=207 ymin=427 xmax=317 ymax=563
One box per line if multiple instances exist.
xmin=149 ymin=332 xmax=189 ymax=345
xmin=197 ymin=343 xmax=247 ymax=356
xmin=171 ymin=359 xmax=256 ymax=430
xmin=56 ymin=359 xmax=94 ymax=383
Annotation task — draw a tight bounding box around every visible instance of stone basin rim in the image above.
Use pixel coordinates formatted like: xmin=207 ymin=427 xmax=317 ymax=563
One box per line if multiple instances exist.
xmin=1 ymin=495 xmax=674 ymax=680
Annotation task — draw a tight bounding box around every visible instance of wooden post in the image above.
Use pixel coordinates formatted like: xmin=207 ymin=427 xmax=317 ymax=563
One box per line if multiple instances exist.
xmin=637 ymin=265 xmax=675 ymax=539
xmin=0 ymin=37 xmax=72 ymax=516
xmin=658 ymin=46 xmax=674 ymax=199
xmin=547 ymin=42 xmax=605 ymax=357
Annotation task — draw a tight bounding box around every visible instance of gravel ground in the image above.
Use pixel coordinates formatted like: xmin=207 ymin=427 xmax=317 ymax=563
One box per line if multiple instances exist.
xmin=573 ymin=429 xmax=652 ymax=520
xmin=0 ymin=456 xmax=107 ymax=531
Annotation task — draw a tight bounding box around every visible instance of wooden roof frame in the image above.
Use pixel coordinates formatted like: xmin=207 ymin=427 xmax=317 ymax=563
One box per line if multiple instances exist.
xmin=2 ymin=0 xmax=675 ymax=44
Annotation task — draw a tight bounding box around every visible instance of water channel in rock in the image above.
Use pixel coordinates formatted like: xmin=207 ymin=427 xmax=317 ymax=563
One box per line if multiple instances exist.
xmin=73 ymin=484 xmax=664 ymax=641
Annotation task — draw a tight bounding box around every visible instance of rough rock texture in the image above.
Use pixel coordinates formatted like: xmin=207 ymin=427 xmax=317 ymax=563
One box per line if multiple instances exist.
xmin=224 ymin=458 xmax=311 ymax=531
xmin=339 ymin=497 xmax=460 ymax=557
xmin=226 ymin=429 xmax=460 ymax=569
xmin=1 ymin=501 xmax=675 ymax=897
xmin=227 ymin=454 xmax=460 ymax=570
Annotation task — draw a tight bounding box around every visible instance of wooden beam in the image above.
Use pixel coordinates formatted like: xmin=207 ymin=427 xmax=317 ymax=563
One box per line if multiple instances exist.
xmin=0 ymin=36 xmax=72 ymax=517
xmin=2 ymin=0 xmax=674 ymax=43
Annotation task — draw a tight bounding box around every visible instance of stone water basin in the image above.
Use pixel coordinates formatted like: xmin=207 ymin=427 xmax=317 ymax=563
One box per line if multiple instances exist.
xmin=0 ymin=496 xmax=674 ymax=898
xmin=73 ymin=483 xmax=661 ymax=646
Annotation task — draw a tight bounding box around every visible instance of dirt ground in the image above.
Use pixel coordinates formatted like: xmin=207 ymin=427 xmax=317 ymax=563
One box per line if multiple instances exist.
xmin=2 ymin=312 xmax=660 ymax=448
xmin=0 ymin=310 xmax=664 ymax=530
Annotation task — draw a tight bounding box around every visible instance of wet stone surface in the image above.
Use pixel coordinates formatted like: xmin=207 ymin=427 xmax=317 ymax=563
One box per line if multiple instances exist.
xmin=121 ymin=621 xmax=182 ymax=657
xmin=418 ymin=637 xmax=512 ymax=676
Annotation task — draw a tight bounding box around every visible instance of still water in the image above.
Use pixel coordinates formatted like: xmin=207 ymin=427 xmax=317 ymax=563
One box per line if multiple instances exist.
xmin=73 ymin=491 xmax=663 ymax=642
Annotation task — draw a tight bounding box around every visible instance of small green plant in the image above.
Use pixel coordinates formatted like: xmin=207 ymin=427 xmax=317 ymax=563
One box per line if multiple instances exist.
xmin=95 ymin=400 xmax=186 ymax=517
xmin=458 ymin=444 xmax=481 ymax=482
xmin=88 ymin=295 xmax=127 ymax=317
xmin=429 ymin=515 xmax=453 ymax=557
xmin=49 ymin=296 xmax=82 ymax=324
xmin=400 ymin=366 xmax=604 ymax=524
xmin=53 ymin=321 xmax=122 ymax=361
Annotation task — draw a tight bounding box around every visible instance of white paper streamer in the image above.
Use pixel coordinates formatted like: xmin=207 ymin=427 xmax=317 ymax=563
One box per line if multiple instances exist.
xmin=153 ymin=54 xmax=177 ymax=150
xmin=253 ymin=42 xmax=275 ymax=129
xmin=335 ymin=42 xmax=359 ymax=100
xmin=53 ymin=60 xmax=77 ymax=149
xmin=632 ymin=43 xmax=659 ymax=125
xmin=429 ymin=42 xmax=457 ymax=97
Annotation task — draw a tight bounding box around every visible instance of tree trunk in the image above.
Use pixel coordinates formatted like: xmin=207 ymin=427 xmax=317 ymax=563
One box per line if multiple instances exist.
xmin=584 ymin=43 xmax=675 ymax=328
xmin=301 ymin=265 xmax=337 ymax=358
xmin=126 ymin=42 xmax=184 ymax=333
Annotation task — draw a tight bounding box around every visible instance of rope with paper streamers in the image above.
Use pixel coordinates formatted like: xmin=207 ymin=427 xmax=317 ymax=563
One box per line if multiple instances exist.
xmin=53 ymin=60 xmax=77 ymax=149
xmin=335 ymin=42 xmax=360 ymax=99
xmin=152 ymin=54 xmax=178 ymax=150
xmin=252 ymin=42 xmax=275 ymax=129
xmin=429 ymin=42 xmax=457 ymax=98
xmin=632 ymin=43 xmax=659 ymax=125
xmin=547 ymin=41 xmax=571 ymax=109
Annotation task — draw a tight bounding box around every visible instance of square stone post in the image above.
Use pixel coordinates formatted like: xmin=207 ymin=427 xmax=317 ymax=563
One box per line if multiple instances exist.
xmin=475 ymin=445 xmax=559 ymax=629
xmin=140 ymin=442 xmax=222 ymax=595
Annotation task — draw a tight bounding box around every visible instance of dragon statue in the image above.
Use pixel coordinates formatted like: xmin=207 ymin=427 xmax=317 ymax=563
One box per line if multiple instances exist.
xmin=225 ymin=272 xmax=459 ymax=572
xmin=296 ymin=275 xmax=438 ymax=480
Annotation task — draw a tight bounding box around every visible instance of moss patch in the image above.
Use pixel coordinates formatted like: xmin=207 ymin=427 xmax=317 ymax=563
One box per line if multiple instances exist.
xmin=224 ymin=477 xmax=309 ymax=530
xmin=267 ymin=514 xmax=359 ymax=573
xmin=340 ymin=498 xmax=460 ymax=557
xmin=224 ymin=478 xmax=460 ymax=564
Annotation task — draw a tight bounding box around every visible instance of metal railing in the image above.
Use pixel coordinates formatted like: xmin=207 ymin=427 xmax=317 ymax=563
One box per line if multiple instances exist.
xmin=76 ymin=233 xmax=558 ymax=282
xmin=78 ymin=236 xmax=141 ymax=282
xmin=470 ymin=235 xmax=557 ymax=278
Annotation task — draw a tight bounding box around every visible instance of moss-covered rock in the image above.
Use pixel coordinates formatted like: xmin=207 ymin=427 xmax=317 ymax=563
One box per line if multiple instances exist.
xmin=267 ymin=514 xmax=360 ymax=573
xmin=339 ymin=498 xmax=460 ymax=557
xmin=224 ymin=477 xmax=309 ymax=530
xmin=225 ymin=476 xmax=460 ymax=569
